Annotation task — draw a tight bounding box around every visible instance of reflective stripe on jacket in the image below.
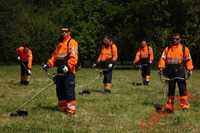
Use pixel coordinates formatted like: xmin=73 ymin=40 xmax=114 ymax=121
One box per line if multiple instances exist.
xmin=158 ymin=43 xmax=193 ymax=71
xmin=48 ymin=36 xmax=78 ymax=73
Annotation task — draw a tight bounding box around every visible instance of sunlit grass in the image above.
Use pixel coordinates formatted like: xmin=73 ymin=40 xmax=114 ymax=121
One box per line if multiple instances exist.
xmin=0 ymin=65 xmax=200 ymax=133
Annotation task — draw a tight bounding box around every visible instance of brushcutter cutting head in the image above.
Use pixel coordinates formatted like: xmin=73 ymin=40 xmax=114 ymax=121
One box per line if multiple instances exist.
xmin=136 ymin=83 xmax=142 ymax=86
xmin=10 ymin=110 xmax=28 ymax=117
xmin=79 ymin=89 xmax=91 ymax=95
xmin=132 ymin=82 xmax=143 ymax=86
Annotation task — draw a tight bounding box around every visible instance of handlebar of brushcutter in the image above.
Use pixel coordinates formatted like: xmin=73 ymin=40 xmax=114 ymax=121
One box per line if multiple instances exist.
xmin=41 ymin=65 xmax=66 ymax=83
xmin=92 ymin=64 xmax=111 ymax=76
xmin=159 ymin=72 xmax=191 ymax=83
xmin=47 ymin=71 xmax=69 ymax=83
xmin=136 ymin=63 xmax=150 ymax=68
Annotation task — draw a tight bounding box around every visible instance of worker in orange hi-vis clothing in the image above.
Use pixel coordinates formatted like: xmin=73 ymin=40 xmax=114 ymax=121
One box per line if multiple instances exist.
xmin=42 ymin=28 xmax=78 ymax=114
xmin=94 ymin=36 xmax=118 ymax=93
xmin=133 ymin=39 xmax=154 ymax=85
xmin=16 ymin=43 xmax=33 ymax=85
xmin=158 ymin=33 xmax=193 ymax=113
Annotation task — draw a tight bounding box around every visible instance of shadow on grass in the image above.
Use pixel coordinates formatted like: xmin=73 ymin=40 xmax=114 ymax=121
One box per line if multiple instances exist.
xmin=142 ymin=100 xmax=155 ymax=106
xmin=191 ymin=99 xmax=200 ymax=108
xmin=132 ymin=82 xmax=143 ymax=86
xmin=36 ymin=105 xmax=59 ymax=112
xmin=79 ymin=88 xmax=110 ymax=96
xmin=1 ymin=80 xmax=21 ymax=86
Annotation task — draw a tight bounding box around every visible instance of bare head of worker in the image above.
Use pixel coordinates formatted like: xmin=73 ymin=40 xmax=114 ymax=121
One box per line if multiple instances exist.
xmin=171 ymin=33 xmax=181 ymax=45
xmin=103 ymin=36 xmax=113 ymax=47
xmin=140 ymin=39 xmax=148 ymax=48
xmin=22 ymin=42 xmax=29 ymax=52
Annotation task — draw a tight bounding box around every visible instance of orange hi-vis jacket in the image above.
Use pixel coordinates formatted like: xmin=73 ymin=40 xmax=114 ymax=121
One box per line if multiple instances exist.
xmin=47 ymin=36 xmax=78 ymax=74
xmin=16 ymin=46 xmax=33 ymax=69
xmin=158 ymin=43 xmax=193 ymax=71
xmin=97 ymin=43 xmax=118 ymax=62
xmin=134 ymin=45 xmax=154 ymax=64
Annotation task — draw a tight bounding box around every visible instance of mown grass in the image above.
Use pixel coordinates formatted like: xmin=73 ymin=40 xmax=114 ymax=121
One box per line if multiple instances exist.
xmin=0 ymin=65 xmax=200 ymax=133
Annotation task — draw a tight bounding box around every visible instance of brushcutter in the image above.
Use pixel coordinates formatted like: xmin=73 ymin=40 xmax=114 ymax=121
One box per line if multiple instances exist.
xmin=78 ymin=67 xmax=104 ymax=95
xmin=132 ymin=65 xmax=143 ymax=86
xmin=9 ymin=68 xmax=57 ymax=117
xmin=78 ymin=63 xmax=111 ymax=95
xmin=154 ymin=71 xmax=191 ymax=112
xmin=9 ymin=82 xmax=54 ymax=117
xmin=18 ymin=59 xmax=31 ymax=75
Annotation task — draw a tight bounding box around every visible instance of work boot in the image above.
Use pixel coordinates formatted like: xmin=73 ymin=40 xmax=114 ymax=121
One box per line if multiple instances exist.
xmin=65 ymin=100 xmax=76 ymax=115
xmin=144 ymin=76 xmax=150 ymax=86
xmin=58 ymin=100 xmax=68 ymax=112
xmin=165 ymin=96 xmax=174 ymax=113
xmin=180 ymin=96 xmax=190 ymax=110
xmin=23 ymin=81 xmax=29 ymax=85
xmin=20 ymin=80 xmax=25 ymax=85
xmin=104 ymin=83 xmax=112 ymax=93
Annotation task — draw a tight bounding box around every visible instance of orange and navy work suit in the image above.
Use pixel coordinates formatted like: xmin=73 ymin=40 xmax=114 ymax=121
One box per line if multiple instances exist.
xmin=158 ymin=43 xmax=193 ymax=112
xmin=16 ymin=46 xmax=32 ymax=85
xmin=96 ymin=43 xmax=118 ymax=91
xmin=134 ymin=45 xmax=154 ymax=85
xmin=47 ymin=35 xmax=78 ymax=114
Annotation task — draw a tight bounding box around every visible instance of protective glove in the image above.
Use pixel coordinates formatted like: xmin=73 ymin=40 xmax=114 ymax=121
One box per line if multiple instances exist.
xmin=105 ymin=61 xmax=113 ymax=69
xmin=93 ymin=61 xmax=102 ymax=68
xmin=42 ymin=64 xmax=49 ymax=71
xmin=149 ymin=60 xmax=153 ymax=64
xmin=62 ymin=65 xmax=68 ymax=73
xmin=17 ymin=56 xmax=21 ymax=61
xmin=27 ymin=69 xmax=32 ymax=75
xmin=108 ymin=63 xmax=113 ymax=68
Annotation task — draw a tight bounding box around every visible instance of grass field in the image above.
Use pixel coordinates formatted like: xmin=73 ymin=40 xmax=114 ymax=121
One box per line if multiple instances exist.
xmin=0 ymin=65 xmax=200 ymax=133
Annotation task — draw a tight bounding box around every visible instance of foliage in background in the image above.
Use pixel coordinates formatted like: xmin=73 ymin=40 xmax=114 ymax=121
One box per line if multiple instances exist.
xmin=0 ymin=0 xmax=200 ymax=68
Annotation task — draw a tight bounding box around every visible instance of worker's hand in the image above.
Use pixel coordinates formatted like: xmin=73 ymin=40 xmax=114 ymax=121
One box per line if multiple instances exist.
xmin=149 ymin=60 xmax=153 ymax=64
xmin=17 ymin=56 xmax=20 ymax=61
xmin=27 ymin=69 xmax=32 ymax=75
xmin=42 ymin=64 xmax=49 ymax=71
xmin=108 ymin=63 xmax=113 ymax=68
xmin=93 ymin=61 xmax=101 ymax=68
xmin=62 ymin=65 xmax=68 ymax=73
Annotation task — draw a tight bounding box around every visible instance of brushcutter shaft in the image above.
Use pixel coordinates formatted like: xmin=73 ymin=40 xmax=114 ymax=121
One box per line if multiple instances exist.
xmin=12 ymin=82 xmax=54 ymax=112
